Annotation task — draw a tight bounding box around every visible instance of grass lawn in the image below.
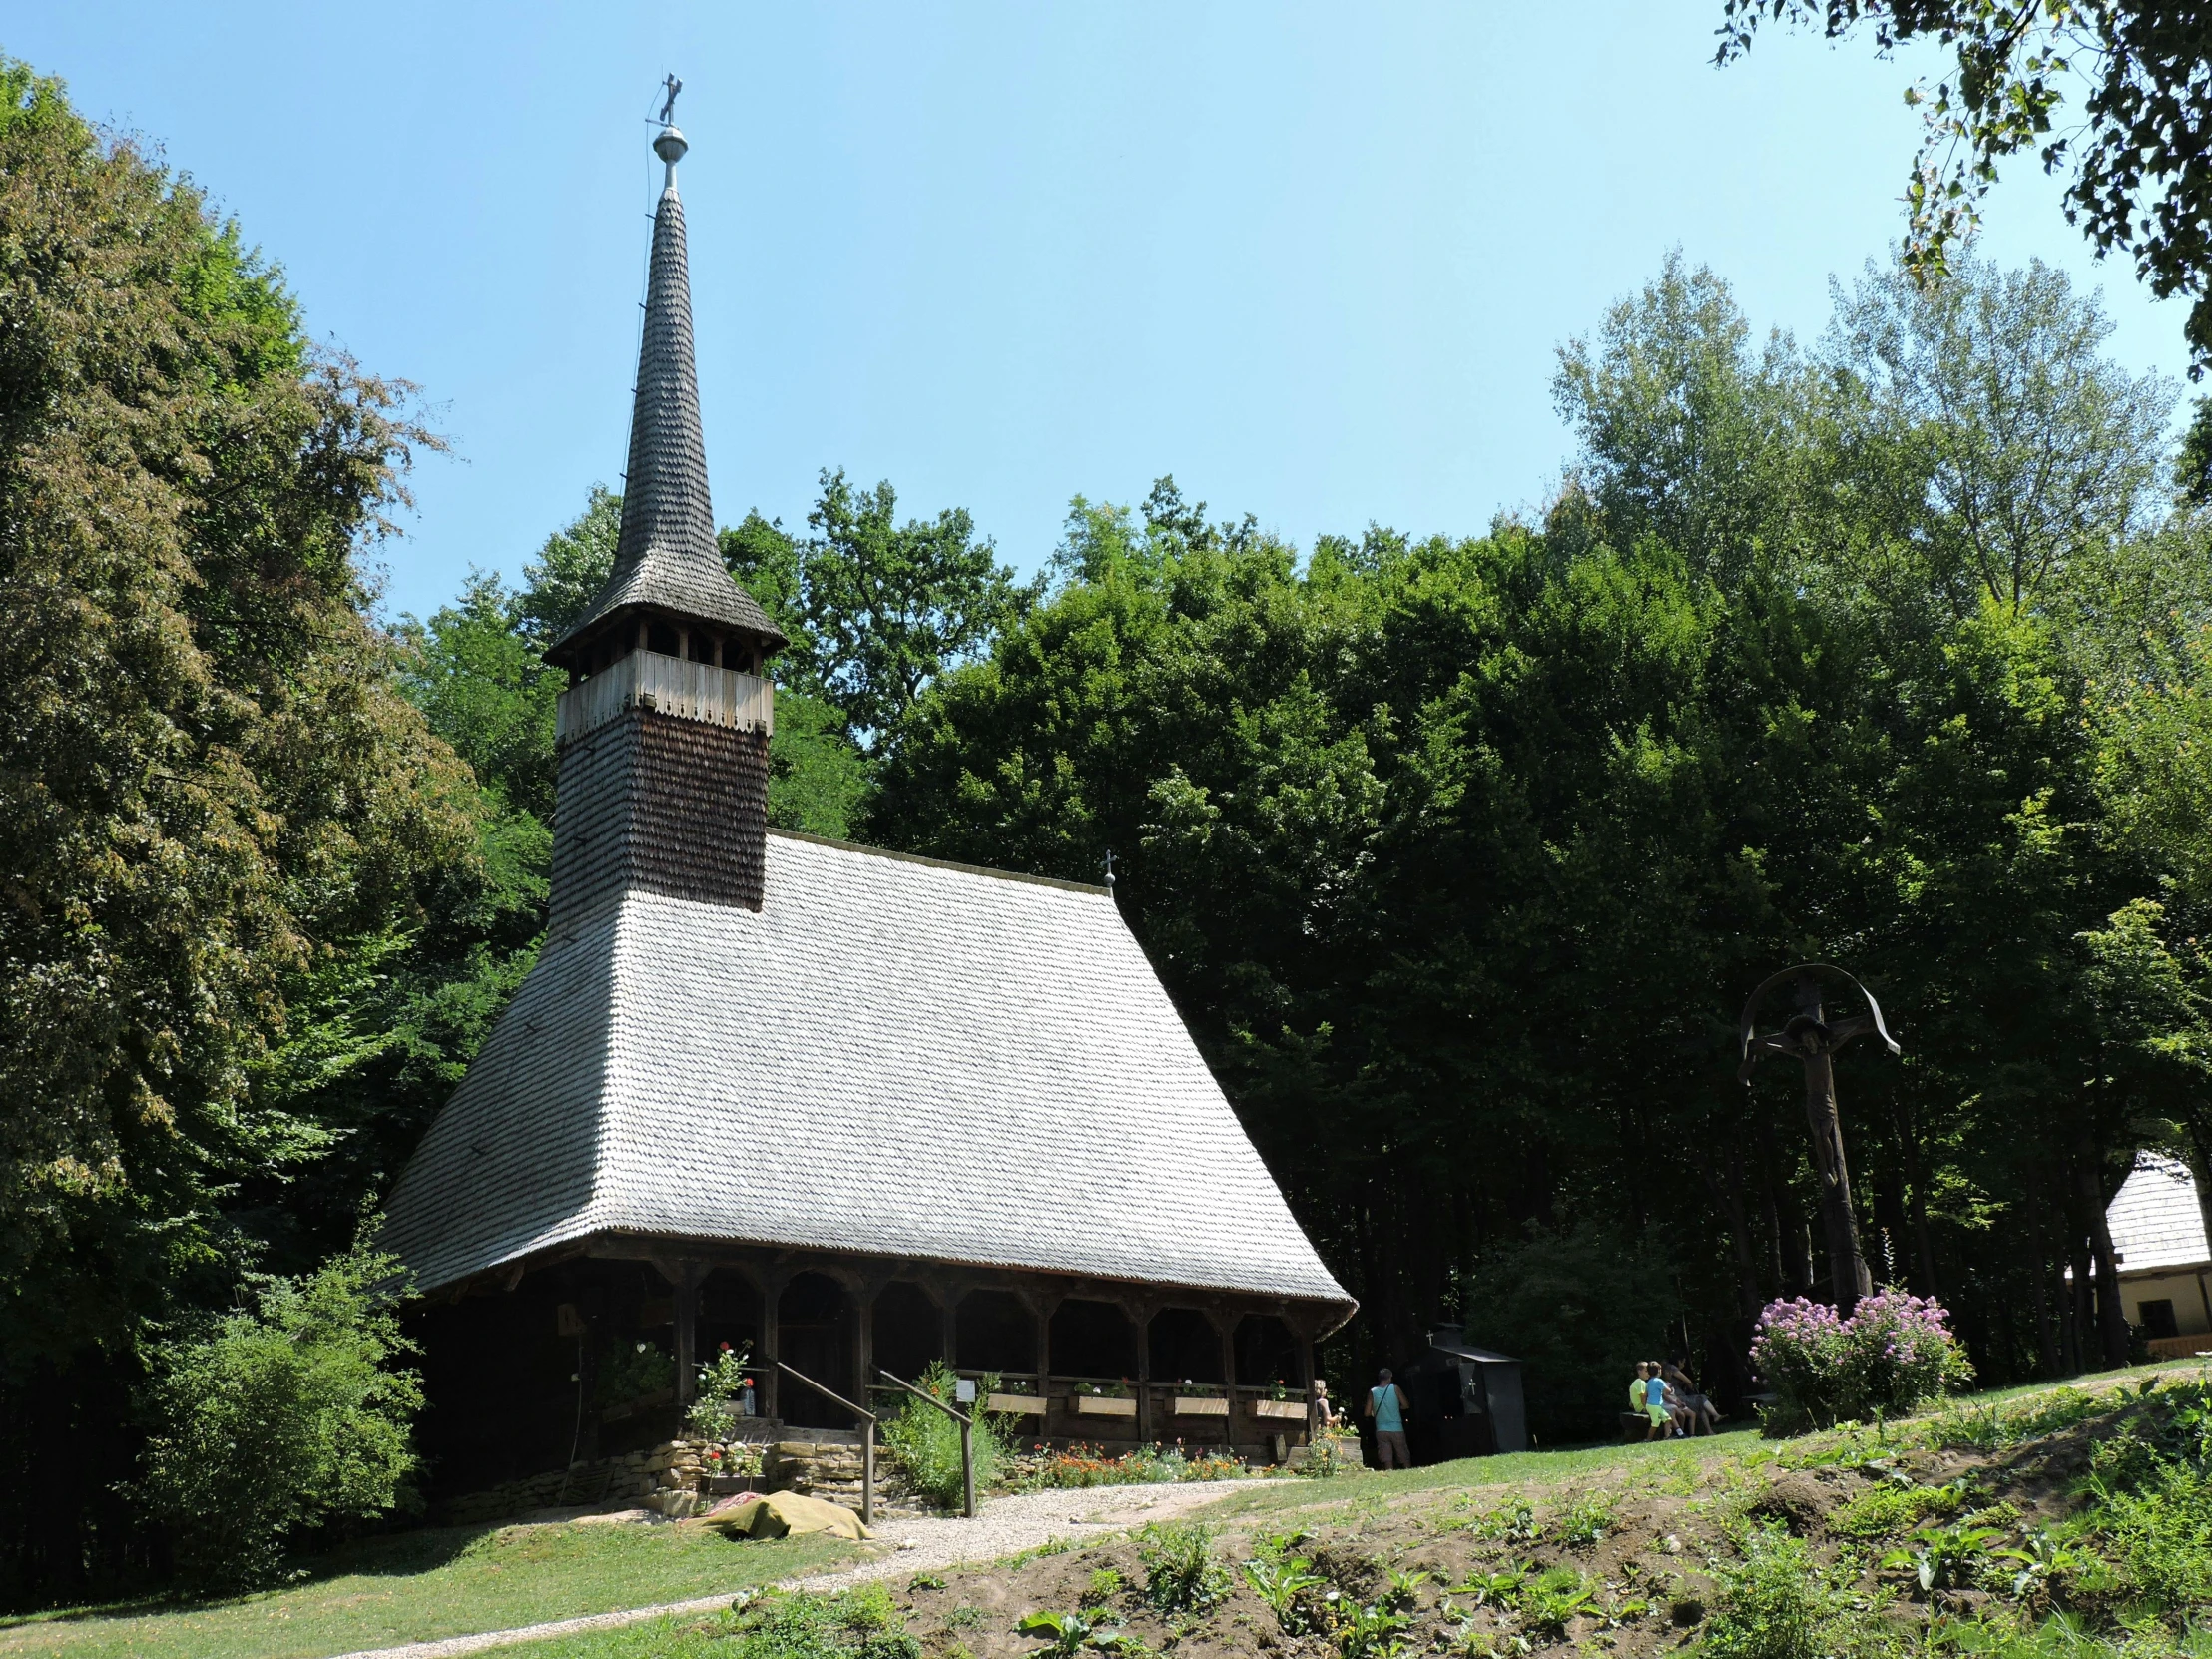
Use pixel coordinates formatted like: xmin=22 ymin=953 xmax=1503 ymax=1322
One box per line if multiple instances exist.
xmin=8 ymin=1359 xmax=2199 ymax=1659
xmin=0 ymin=1521 xmax=851 ymax=1659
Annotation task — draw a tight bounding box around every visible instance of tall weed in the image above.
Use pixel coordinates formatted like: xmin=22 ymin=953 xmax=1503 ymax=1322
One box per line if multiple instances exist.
xmin=879 ymin=1362 xmax=1012 ymax=1510
xmin=1700 ymin=1525 xmax=1865 ymax=1659
xmin=1139 ymin=1520 xmax=1232 ymax=1615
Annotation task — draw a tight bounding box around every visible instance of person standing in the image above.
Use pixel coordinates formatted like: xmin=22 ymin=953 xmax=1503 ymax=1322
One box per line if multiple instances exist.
xmin=1366 ymin=1368 xmax=1412 ymax=1468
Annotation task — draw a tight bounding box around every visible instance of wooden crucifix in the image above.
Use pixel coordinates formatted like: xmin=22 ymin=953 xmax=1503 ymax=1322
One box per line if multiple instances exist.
xmin=1739 ymin=963 xmax=1900 ymax=1315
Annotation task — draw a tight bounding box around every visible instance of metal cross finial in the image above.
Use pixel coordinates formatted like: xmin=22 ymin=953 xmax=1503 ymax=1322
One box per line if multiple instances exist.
xmin=658 ymin=74 xmax=682 ymax=126
xmin=1103 ymin=849 xmax=1117 ymax=887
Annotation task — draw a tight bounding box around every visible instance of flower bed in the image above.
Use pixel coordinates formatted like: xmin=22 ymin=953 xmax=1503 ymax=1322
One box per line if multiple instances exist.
xmin=1008 ymin=1441 xmax=1250 ymax=1489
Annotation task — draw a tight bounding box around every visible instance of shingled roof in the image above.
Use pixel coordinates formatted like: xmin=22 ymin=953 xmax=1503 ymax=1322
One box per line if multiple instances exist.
xmin=2109 ymin=1151 xmax=2211 ymax=1276
xmin=380 ymin=831 xmax=1352 ymax=1311
xmin=549 ymin=128 xmax=784 ymax=663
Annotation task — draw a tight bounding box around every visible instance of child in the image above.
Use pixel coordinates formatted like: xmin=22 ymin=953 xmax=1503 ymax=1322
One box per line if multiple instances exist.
xmin=1642 ymin=1360 xmax=1671 ymax=1440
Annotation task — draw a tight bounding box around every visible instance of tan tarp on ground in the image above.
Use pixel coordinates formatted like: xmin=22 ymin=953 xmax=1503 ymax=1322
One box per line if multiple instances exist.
xmin=704 ymin=1490 xmax=871 ymax=1540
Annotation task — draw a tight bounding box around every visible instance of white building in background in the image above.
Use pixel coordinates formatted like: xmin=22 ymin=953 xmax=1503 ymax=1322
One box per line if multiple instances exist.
xmin=2107 ymin=1152 xmax=2212 ymax=1358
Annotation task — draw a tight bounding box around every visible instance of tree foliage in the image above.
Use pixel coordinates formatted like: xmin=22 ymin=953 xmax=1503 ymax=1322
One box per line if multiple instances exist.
xmin=870 ymin=253 xmax=2212 ymax=1425
xmin=0 ymin=58 xmax=484 ymax=1606
xmin=0 ymin=58 xmax=476 ymax=1367
xmin=140 ymin=1236 xmax=421 ymax=1590
xmin=1717 ymin=2 xmax=2212 ymax=369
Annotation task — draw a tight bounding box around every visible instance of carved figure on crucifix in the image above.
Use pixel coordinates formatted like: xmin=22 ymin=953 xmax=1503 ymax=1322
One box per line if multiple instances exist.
xmin=1738 ymin=964 xmax=1900 ymax=1315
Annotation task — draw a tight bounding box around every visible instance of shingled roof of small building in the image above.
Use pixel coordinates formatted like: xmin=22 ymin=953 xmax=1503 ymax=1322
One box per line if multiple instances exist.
xmin=2108 ymin=1151 xmax=2211 ymax=1276
xmin=548 ymin=125 xmax=784 ymax=664
xmin=380 ymin=830 xmax=1353 ymax=1311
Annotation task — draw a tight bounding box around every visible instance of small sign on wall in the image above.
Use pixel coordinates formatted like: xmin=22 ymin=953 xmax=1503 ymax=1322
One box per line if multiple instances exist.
xmin=954 ymin=1379 xmax=977 ymax=1404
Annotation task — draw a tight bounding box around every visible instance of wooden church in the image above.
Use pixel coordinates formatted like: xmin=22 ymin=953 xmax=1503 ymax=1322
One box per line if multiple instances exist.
xmin=381 ymin=116 xmax=1354 ymax=1497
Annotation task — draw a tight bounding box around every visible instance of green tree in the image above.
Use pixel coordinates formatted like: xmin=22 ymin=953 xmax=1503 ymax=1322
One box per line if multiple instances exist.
xmin=516 ymin=483 xmax=623 ymax=646
xmin=0 ymin=58 xmax=478 ymax=1603
xmin=1819 ymin=253 xmax=2175 ymax=613
xmin=1552 ymin=250 xmax=1811 ymax=577
xmin=140 ymin=1236 xmax=422 ymax=1591
xmin=399 ymin=571 xmax=564 ymax=823
xmin=800 ymin=468 xmax=1040 ymax=748
xmin=873 ymin=252 xmax=2209 ymax=1392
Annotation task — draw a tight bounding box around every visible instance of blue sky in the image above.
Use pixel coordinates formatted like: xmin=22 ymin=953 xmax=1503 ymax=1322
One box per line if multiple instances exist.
xmin=12 ymin=3 xmax=2195 ymax=619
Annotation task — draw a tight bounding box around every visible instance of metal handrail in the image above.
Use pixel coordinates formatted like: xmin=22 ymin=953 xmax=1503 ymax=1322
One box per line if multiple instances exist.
xmin=877 ymin=1369 xmax=975 ymax=1518
xmin=774 ymin=1360 xmax=875 ymax=1526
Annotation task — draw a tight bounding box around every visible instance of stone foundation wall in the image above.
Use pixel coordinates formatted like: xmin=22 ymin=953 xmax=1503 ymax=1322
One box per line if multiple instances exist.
xmin=438 ymin=1435 xmax=919 ymax=1525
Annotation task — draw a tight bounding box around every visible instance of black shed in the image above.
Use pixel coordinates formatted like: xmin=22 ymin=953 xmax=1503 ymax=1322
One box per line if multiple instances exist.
xmin=1396 ymin=1325 xmax=1527 ymax=1462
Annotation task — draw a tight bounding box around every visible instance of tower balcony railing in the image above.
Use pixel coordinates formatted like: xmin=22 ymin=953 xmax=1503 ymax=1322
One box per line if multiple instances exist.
xmin=556 ymin=649 xmax=775 ymax=746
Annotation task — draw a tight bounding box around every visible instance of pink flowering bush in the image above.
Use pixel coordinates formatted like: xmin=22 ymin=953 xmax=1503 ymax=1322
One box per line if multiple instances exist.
xmin=1749 ymin=1292 xmax=1972 ymax=1435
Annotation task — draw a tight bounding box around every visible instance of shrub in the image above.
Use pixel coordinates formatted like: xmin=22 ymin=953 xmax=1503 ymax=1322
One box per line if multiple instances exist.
xmin=1139 ymin=1520 xmax=1232 ymax=1615
xmin=1243 ymin=1553 xmax=1327 ymax=1634
xmin=1556 ymin=1490 xmax=1615 ymax=1547
xmin=139 ymin=1239 xmax=422 ymax=1591
xmin=1750 ymin=1292 xmax=1969 ymax=1433
xmin=880 ymin=1362 xmax=1012 ymax=1509
xmin=593 ymin=1336 xmax=675 ymax=1411
xmin=1014 ymin=1441 xmax=1245 ymax=1489
xmin=1516 ymin=1566 xmax=1597 ymax=1635
xmin=687 ymin=1342 xmax=756 ymax=1440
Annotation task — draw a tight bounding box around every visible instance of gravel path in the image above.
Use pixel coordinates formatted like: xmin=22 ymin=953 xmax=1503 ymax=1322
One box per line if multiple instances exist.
xmin=790 ymin=1481 xmax=1279 ymax=1591
xmin=325 ymin=1481 xmax=1280 ymax=1659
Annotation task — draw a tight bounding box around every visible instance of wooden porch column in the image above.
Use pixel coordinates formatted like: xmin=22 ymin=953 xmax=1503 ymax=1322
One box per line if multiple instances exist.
xmin=853 ymin=1283 xmax=879 ymax=1423
xmin=674 ymin=1264 xmax=702 ymax=1408
xmin=1130 ymin=1300 xmax=1155 ymax=1444
xmin=653 ymin=1257 xmax=706 ymax=1409
xmin=1215 ymin=1310 xmax=1240 ymax=1448
xmin=924 ymin=1283 xmax=968 ymax=1380
xmin=759 ymin=1273 xmax=788 ymax=1421
xmin=1033 ymin=1294 xmax=1060 ymax=1394
xmin=1301 ymin=1336 xmax=1319 ymax=1438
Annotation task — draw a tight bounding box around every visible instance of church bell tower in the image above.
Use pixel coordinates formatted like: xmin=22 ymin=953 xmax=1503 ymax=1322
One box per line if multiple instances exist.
xmin=541 ymin=114 xmax=785 ymax=925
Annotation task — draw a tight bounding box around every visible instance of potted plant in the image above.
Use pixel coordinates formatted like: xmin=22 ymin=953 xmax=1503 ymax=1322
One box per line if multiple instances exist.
xmin=1252 ymin=1380 xmax=1307 ymax=1421
xmin=1069 ymin=1380 xmax=1137 ymax=1418
xmin=686 ymin=1343 xmax=756 ymax=1441
xmin=1172 ymin=1381 xmax=1229 ymax=1417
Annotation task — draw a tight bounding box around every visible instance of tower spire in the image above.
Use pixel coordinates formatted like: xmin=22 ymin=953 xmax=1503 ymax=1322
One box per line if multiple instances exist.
xmin=547 ymin=108 xmax=784 ymax=670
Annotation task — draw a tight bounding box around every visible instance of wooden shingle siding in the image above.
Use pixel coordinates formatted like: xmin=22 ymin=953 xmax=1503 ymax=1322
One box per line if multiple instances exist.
xmin=548 ymin=708 xmax=770 ymax=928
